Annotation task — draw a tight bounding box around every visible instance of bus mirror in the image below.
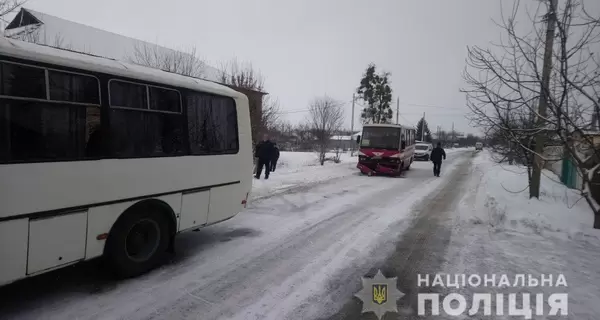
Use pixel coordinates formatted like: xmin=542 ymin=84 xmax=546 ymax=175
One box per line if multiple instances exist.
xmin=356 ymin=135 xmax=361 ymax=144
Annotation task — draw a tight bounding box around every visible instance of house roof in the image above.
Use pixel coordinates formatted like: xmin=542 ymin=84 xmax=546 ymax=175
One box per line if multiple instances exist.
xmin=4 ymin=8 xmax=223 ymax=82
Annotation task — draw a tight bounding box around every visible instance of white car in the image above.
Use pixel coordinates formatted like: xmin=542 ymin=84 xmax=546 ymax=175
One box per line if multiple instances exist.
xmin=414 ymin=143 xmax=433 ymax=161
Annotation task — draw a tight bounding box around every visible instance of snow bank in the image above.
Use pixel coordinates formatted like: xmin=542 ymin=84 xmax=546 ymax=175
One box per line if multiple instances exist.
xmin=462 ymin=151 xmax=594 ymax=238
xmin=250 ymin=151 xmax=356 ymax=201
xmin=447 ymin=150 xmax=600 ymax=319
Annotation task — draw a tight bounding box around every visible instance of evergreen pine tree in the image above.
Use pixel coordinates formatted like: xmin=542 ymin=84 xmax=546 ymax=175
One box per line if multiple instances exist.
xmin=416 ymin=117 xmax=433 ymax=142
xmin=357 ymin=64 xmax=393 ymax=124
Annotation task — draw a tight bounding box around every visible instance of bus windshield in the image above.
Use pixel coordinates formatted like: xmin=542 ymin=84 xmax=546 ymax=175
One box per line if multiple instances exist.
xmin=360 ymin=127 xmax=401 ymax=150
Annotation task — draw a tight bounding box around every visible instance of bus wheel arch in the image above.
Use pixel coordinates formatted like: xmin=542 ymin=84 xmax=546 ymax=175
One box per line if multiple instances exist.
xmin=104 ymin=199 xmax=176 ymax=278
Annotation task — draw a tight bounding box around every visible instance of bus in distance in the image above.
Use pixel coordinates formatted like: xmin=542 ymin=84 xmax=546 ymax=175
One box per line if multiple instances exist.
xmin=0 ymin=37 xmax=253 ymax=286
xmin=356 ymin=124 xmax=416 ymax=177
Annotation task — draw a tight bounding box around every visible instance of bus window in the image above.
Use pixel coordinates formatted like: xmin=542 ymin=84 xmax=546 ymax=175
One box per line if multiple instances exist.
xmin=109 ymin=80 xmax=184 ymax=158
xmin=0 ymin=100 xmax=94 ymax=162
xmin=401 ymin=133 xmax=406 ymax=150
xmin=109 ymin=80 xmax=147 ymax=110
xmin=1 ymin=62 xmax=46 ymax=99
xmin=187 ymin=93 xmax=239 ymax=155
xmin=0 ymin=63 xmax=102 ymax=163
xmin=149 ymin=86 xmax=181 ymax=113
xmin=48 ymin=70 xmax=100 ymax=104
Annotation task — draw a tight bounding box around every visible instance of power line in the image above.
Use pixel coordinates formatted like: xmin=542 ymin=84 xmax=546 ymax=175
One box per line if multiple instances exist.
xmin=398 ymin=102 xmax=465 ymax=110
xmin=277 ymin=104 xmax=465 ymax=116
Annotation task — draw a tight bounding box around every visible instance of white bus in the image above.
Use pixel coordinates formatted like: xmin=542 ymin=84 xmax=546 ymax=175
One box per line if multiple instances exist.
xmin=0 ymin=37 xmax=253 ymax=286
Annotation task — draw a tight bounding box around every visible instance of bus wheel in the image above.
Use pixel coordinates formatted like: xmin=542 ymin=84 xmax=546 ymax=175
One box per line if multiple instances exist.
xmin=406 ymin=160 xmax=411 ymax=170
xmin=105 ymin=206 xmax=170 ymax=278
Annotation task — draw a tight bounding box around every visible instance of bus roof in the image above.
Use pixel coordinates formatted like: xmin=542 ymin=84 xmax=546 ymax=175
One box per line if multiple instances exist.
xmin=0 ymin=37 xmax=244 ymax=99
xmin=362 ymin=123 xmax=416 ymax=130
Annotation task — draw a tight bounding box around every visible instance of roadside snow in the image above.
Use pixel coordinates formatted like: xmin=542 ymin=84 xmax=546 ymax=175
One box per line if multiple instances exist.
xmin=250 ymin=151 xmax=356 ymax=200
xmin=461 ymin=150 xmax=593 ymax=238
xmin=443 ymin=150 xmax=600 ymax=319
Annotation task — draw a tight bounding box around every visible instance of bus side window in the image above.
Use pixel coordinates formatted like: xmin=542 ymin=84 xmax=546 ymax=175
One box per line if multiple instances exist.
xmin=401 ymin=134 xmax=406 ymax=150
xmin=187 ymin=93 xmax=239 ymax=154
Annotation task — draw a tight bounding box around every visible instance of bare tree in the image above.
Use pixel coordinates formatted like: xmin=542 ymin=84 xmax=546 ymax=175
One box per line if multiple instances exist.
xmin=462 ymin=0 xmax=600 ymax=228
xmin=128 ymin=42 xmax=206 ymax=78
xmin=0 ymin=1 xmax=25 ymax=25
xmin=218 ymin=58 xmax=265 ymax=92
xmin=292 ymin=123 xmax=314 ymax=151
xmin=1 ymin=0 xmax=21 ymax=16
xmin=261 ymin=95 xmax=281 ymax=134
xmin=307 ymin=96 xmax=345 ymax=165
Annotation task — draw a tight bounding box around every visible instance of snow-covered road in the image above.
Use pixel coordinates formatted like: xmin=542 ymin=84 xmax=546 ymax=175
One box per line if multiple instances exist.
xmin=0 ymin=151 xmax=473 ymax=320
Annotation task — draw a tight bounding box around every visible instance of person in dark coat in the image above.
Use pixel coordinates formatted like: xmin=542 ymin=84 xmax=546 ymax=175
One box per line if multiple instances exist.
xmin=430 ymin=142 xmax=447 ymax=177
xmin=255 ymin=134 xmax=276 ymax=179
xmin=271 ymin=143 xmax=280 ymax=172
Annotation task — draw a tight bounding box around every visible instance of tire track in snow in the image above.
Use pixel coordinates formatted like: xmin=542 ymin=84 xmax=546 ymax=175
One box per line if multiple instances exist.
xmin=138 ymin=174 xmax=423 ymax=320
xmin=318 ymin=152 xmax=476 ymax=320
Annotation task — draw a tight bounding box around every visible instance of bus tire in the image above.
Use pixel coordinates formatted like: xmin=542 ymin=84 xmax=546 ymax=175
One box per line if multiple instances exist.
xmin=104 ymin=205 xmax=171 ymax=278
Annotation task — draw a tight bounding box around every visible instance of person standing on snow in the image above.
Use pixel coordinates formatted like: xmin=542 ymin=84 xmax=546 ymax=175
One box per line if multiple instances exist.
xmin=430 ymin=142 xmax=446 ymax=177
xmin=271 ymin=143 xmax=280 ymax=172
xmin=255 ymin=134 xmax=276 ymax=179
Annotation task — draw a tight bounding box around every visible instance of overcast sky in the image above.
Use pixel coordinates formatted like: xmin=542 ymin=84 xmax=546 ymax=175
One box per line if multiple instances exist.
xmin=22 ymin=0 xmax=537 ymax=135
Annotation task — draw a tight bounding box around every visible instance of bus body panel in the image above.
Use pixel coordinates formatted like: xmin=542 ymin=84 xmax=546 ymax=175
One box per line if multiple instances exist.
xmin=1 ymin=155 xmax=244 ymax=220
xmin=179 ymin=191 xmax=210 ymax=232
xmin=28 ymin=211 xmax=87 ymax=274
xmin=0 ymin=219 xmax=28 ymax=285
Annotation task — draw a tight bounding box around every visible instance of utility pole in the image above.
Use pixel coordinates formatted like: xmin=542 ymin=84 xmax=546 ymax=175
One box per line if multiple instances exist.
xmin=421 ymin=112 xmax=426 ymax=141
xmin=507 ymin=103 xmax=513 ymax=164
xmin=531 ymin=0 xmax=558 ymax=199
xmin=452 ymin=122 xmax=455 ymax=142
xmin=351 ymin=93 xmax=356 ymax=156
xmin=396 ymin=97 xmax=399 ymax=125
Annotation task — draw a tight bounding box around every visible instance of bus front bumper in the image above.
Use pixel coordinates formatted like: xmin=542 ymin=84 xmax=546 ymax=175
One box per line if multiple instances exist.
xmin=357 ymin=160 xmax=400 ymax=175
